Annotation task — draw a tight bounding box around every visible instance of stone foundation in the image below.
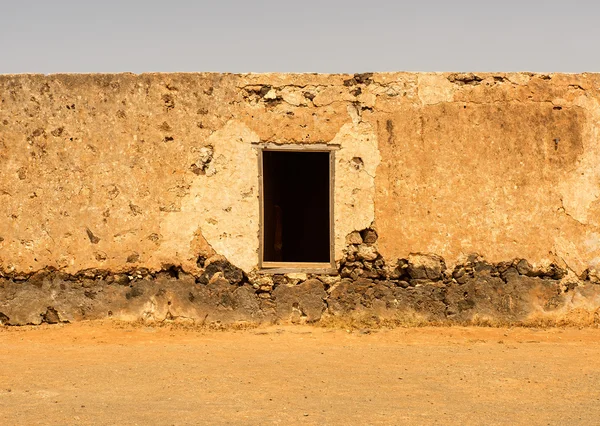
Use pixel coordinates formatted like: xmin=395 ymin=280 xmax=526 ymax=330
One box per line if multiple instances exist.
xmin=2 ymin=230 xmax=599 ymax=326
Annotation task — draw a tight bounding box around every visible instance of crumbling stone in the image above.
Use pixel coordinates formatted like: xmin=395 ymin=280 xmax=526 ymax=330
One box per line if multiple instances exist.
xmin=584 ymin=269 xmax=600 ymax=284
xmin=340 ymin=229 xmax=387 ymax=281
xmin=343 ymin=73 xmax=374 ymax=86
xmin=271 ymin=274 xmax=287 ymax=288
xmin=41 ymin=307 xmax=62 ymax=324
xmin=0 ymin=248 xmax=598 ymax=326
xmin=406 ymin=254 xmax=446 ymax=281
xmin=190 ymin=145 xmax=214 ymax=176
xmin=346 ymin=231 xmax=363 ymax=245
xmin=198 ymin=256 xmax=244 ymax=285
xmin=247 ymin=272 xmax=274 ymax=292
xmin=112 ymin=274 xmax=130 ymax=286
xmin=316 ymin=275 xmax=341 ymax=287
xmin=361 ymin=229 xmax=378 ymax=244
xmin=357 ymin=245 xmax=378 ymax=261
xmin=516 ymin=259 xmax=533 ymax=275
xmin=447 ymin=73 xmax=483 ymax=85
xmin=272 ymin=279 xmax=326 ymax=323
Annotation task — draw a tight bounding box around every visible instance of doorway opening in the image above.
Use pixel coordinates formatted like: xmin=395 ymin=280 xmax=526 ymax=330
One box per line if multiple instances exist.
xmin=260 ymin=148 xmax=334 ymax=269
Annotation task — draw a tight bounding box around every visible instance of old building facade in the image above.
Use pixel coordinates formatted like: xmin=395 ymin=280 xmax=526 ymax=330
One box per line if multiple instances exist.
xmin=1 ymin=72 xmax=600 ymax=325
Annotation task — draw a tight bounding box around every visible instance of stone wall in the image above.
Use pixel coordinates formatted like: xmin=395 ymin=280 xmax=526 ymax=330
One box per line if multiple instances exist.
xmin=2 ymin=230 xmax=600 ymax=326
xmin=1 ymin=72 xmax=600 ymax=325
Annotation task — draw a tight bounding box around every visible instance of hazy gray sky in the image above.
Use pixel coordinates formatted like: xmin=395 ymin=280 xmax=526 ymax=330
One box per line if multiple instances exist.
xmin=2 ymin=0 xmax=599 ymax=74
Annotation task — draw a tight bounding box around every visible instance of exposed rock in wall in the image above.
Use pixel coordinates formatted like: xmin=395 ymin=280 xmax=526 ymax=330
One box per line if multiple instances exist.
xmin=1 ymin=230 xmax=599 ymax=327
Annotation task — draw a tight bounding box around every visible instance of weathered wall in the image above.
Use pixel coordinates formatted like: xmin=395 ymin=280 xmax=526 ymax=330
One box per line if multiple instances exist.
xmin=2 ymin=71 xmax=600 ymax=325
xmin=375 ymin=73 xmax=600 ymax=277
xmin=0 ymin=72 xmax=383 ymax=275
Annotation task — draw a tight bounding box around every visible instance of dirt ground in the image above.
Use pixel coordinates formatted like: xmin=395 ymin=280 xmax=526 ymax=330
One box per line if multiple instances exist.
xmin=1 ymin=323 xmax=600 ymax=425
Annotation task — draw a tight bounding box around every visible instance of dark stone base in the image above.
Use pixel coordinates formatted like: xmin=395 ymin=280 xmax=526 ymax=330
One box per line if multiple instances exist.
xmin=1 ymin=268 xmax=600 ymax=327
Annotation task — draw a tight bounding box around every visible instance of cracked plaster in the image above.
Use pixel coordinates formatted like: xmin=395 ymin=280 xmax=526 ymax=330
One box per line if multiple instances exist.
xmin=1 ymin=72 xmax=600 ymax=277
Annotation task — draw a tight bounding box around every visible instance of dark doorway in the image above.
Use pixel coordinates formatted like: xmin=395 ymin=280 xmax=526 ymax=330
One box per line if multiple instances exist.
xmin=262 ymin=150 xmax=331 ymax=264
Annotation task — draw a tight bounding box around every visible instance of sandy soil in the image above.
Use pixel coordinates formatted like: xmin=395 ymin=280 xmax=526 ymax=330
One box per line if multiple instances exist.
xmin=1 ymin=323 xmax=600 ymax=425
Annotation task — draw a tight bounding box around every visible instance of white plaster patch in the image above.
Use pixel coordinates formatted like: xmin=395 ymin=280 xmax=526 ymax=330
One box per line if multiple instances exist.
xmin=156 ymin=120 xmax=380 ymax=272
xmin=155 ymin=121 xmax=260 ymax=272
xmin=332 ymin=122 xmax=381 ymax=261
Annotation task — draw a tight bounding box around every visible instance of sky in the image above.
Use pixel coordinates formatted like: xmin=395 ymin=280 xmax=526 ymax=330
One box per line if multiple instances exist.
xmin=1 ymin=0 xmax=599 ymax=74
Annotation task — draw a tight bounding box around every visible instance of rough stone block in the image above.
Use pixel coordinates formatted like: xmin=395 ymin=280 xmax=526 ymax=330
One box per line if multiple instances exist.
xmin=272 ymin=279 xmax=326 ymax=323
xmin=407 ymin=254 xmax=446 ymax=281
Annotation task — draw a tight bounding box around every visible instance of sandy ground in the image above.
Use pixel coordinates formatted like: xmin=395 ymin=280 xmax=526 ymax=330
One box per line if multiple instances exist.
xmin=1 ymin=323 xmax=600 ymax=425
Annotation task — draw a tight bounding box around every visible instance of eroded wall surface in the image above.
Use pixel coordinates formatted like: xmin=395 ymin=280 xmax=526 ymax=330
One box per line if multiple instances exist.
xmin=2 ymin=72 xmax=600 ymax=325
xmin=0 ymin=72 xmax=383 ymax=275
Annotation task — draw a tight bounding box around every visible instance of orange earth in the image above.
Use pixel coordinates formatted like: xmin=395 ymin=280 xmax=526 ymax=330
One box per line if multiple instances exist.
xmin=1 ymin=322 xmax=600 ymax=425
